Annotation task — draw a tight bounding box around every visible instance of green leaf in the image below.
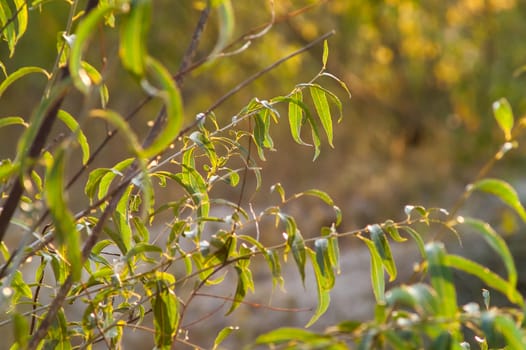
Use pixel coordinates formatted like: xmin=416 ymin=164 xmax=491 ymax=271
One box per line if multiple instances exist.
xmin=57 ymin=110 xmax=90 ymax=165
xmin=0 ymin=3 xmax=15 ymax=55
xmin=44 ymin=150 xmax=82 ymax=281
xmin=0 ymin=66 xmax=50 ymax=97
xmin=90 ymin=109 xmax=142 ymax=155
xmin=314 ymin=238 xmax=335 ymax=289
xmin=425 ymin=242 xmax=457 ymax=318
xmin=13 ymin=313 xmax=29 ymax=348
xmin=386 ymin=283 xmax=440 ymax=316
xmin=119 ymin=0 xmax=151 ymax=77
xmin=150 ymin=274 xmax=179 ymax=349
xmin=306 ymin=249 xmax=331 ymax=327
xmin=13 ymin=0 xmax=27 ymax=42
xmin=208 ymin=0 xmax=234 ymax=60
xmin=141 ymin=56 xmax=184 ymax=158
xmin=322 ymin=39 xmax=329 ymax=68
xmin=226 ymin=264 xmax=254 ymax=315
xmin=359 ymin=236 xmax=385 ymax=303
xmin=288 ymin=90 xmax=310 ymax=146
xmin=256 ymin=327 xmax=329 ymax=345
xmin=85 ymin=168 xmax=111 ymax=201
xmin=400 ymin=226 xmax=426 ymax=258
xmin=0 ymin=116 xmax=27 ymax=128
xmin=113 ymin=185 xmax=133 ymax=253
xmin=368 ymin=224 xmax=397 ymax=281
xmin=11 ymin=270 xmax=32 ymax=300
xmin=383 ymin=220 xmax=407 ymax=242
xmin=445 ymin=254 xmax=523 ymax=306
xmin=481 ymin=312 xmax=526 ymax=349
xmin=213 ymin=326 xmax=238 ymax=350
xmin=125 ymin=242 xmax=162 ymax=261
xmin=470 ymin=178 xmax=526 ymax=222
xmin=70 ymin=4 xmax=119 ymax=93
xmin=286 ymin=226 xmax=306 ymax=285
xmin=493 ymin=314 xmax=526 ymax=349
xmin=457 ymin=217 xmax=517 ymax=288
xmin=301 ymin=189 xmax=335 ymax=206
xmin=492 ymin=98 xmax=514 ymax=140
xmin=310 ymin=85 xmax=333 ymax=147
xmin=321 ymin=72 xmax=352 ymax=99
xmin=270 ymin=182 xmax=286 ymax=202
xmin=95 ymin=158 xmax=134 ymax=201
xmin=253 ymin=109 xmax=274 ymax=160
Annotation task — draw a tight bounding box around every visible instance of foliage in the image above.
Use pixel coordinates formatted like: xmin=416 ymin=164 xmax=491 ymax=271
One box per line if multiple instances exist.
xmin=0 ymin=1 xmax=525 ymax=350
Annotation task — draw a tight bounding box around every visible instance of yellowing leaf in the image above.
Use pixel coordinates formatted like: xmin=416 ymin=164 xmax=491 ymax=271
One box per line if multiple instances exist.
xmin=492 ymin=98 xmax=514 ymax=140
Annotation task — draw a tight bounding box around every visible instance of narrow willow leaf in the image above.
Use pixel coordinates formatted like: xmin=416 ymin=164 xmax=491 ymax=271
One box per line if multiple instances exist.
xmin=493 ymin=314 xmax=526 ymax=349
xmin=492 ymin=98 xmax=514 ymax=140
xmin=13 ymin=0 xmax=28 ymax=42
xmin=457 ymin=217 xmax=517 ymax=288
xmin=425 ymin=242 xmax=457 ymax=317
xmin=306 ymin=249 xmax=331 ymax=327
xmin=322 ymin=39 xmax=329 ymax=68
xmin=288 ymin=91 xmax=310 ymax=145
xmin=150 ymin=275 xmax=179 ymax=349
xmin=321 ymin=72 xmax=352 ymax=99
xmin=328 ymin=233 xmax=340 ymax=274
xmin=430 ymin=332 xmax=452 ymax=350
xmin=256 ymin=327 xmax=329 ymax=345
xmin=91 ymin=109 xmax=142 ymax=154
xmin=113 ymin=185 xmax=133 ymax=253
xmin=0 ymin=66 xmax=50 ymax=97
xmin=446 ymin=254 xmax=523 ymax=306
xmin=96 ymin=158 xmax=134 ymax=201
xmin=119 ymin=0 xmax=151 ymax=77
xmin=131 ymin=216 xmax=150 ymax=242
xmin=13 ymin=313 xmax=29 ymax=348
xmin=125 ymin=242 xmax=162 ymax=261
xmin=481 ymin=312 xmax=525 ymax=349
xmin=188 ymin=130 xmax=217 ymax=167
xmin=289 ymin=230 xmax=306 ymax=285
xmin=44 ymin=150 xmax=82 ymax=281
xmin=226 ymin=266 xmax=250 ymax=315
xmin=302 ymin=189 xmax=335 ymax=206
xmin=57 ymin=110 xmax=90 ymax=165
xmin=0 ymin=3 xmax=16 ymax=55
xmin=368 ymin=224 xmax=397 ymax=281
xmin=0 ymin=116 xmax=27 ymax=128
xmin=81 ymin=61 xmax=110 ymax=107
xmin=383 ymin=220 xmax=406 ymax=242
xmin=400 ymin=226 xmax=426 ymax=257
xmin=141 ymin=56 xmax=184 ymax=158
xmin=12 ymin=271 xmax=32 ymax=299
xmin=359 ymin=236 xmax=385 ymax=303
xmin=386 ymin=283 xmax=439 ymax=316
xmin=70 ymin=4 xmax=119 ymax=93
xmin=213 ymin=326 xmax=238 ymax=350
xmin=314 ymin=238 xmax=335 ymax=288
xmin=253 ymin=110 xmax=273 ymax=160
xmin=310 ymin=86 xmax=333 ymax=147
xmin=209 ymin=0 xmax=234 ymax=59
xmin=470 ymin=178 xmax=526 ymax=222
xmin=270 ymin=183 xmax=286 ymax=202
xmin=85 ymin=168 xmax=111 ymax=201
xmin=383 ymin=330 xmax=412 ymax=350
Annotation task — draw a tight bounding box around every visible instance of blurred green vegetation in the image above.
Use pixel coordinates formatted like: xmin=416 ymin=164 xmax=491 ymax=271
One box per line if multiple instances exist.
xmin=2 ymin=0 xmax=526 ymax=230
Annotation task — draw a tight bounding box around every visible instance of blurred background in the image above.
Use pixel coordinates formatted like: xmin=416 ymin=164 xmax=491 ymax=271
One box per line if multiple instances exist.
xmin=2 ymin=0 xmax=526 ymax=348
